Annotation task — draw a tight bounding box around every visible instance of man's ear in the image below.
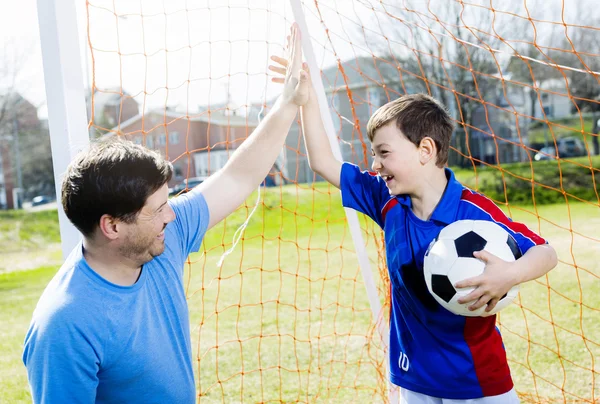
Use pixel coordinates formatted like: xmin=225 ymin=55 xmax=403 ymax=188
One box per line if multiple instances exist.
xmin=98 ymin=214 xmax=121 ymax=240
xmin=419 ymin=137 xmax=436 ymax=165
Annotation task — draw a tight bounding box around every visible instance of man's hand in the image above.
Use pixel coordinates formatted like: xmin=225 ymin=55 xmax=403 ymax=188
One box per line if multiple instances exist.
xmin=269 ymin=23 xmax=310 ymax=107
xmin=455 ymin=250 xmax=520 ymax=313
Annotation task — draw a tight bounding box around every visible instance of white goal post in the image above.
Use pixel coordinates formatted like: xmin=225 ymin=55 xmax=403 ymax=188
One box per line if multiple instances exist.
xmin=36 ymin=0 xmax=89 ymax=258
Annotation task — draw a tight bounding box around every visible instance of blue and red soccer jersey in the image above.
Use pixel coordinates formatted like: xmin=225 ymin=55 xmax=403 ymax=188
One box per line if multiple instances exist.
xmin=340 ymin=163 xmax=547 ymax=399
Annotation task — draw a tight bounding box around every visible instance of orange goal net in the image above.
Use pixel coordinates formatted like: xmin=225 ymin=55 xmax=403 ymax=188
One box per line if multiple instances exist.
xmin=86 ymin=0 xmax=599 ymax=402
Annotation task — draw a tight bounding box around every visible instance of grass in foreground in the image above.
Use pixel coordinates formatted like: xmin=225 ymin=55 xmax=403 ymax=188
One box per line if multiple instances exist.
xmin=1 ymin=185 xmax=599 ymax=403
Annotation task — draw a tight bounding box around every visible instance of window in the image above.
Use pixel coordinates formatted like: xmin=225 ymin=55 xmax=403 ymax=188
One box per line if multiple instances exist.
xmin=159 ymin=133 xmax=166 ymax=146
xmin=169 ymin=131 xmax=180 ymax=145
xmin=146 ymin=136 xmax=154 ymax=149
xmin=193 ymin=150 xmax=230 ymax=176
xmin=367 ymin=87 xmax=380 ymax=110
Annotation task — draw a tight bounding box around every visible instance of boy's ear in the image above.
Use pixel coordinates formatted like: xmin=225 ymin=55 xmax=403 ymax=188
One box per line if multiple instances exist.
xmin=418 ymin=137 xmax=436 ymax=165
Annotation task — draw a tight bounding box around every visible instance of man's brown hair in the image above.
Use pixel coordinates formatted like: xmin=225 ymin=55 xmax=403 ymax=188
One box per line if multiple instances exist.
xmin=366 ymin=93 xmax=455 ymax=167
xmin=62 ymin=137 xmax=173 ymax=237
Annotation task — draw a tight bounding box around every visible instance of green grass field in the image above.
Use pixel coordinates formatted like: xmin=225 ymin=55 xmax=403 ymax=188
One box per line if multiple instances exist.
xmin=1 ymin=185 xmax=599 ymax=403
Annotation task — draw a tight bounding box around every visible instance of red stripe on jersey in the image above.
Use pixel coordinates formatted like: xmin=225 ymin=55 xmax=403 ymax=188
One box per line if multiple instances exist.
xmin=461 ymin=189 xmax=546 ymax=245
xmin=464 ymin=317 xmax=514 ymax=396
xmin=381 ymin=198 xmax=399 ymax=223
xmin=367 ymin=171 xmax=378 ymax=176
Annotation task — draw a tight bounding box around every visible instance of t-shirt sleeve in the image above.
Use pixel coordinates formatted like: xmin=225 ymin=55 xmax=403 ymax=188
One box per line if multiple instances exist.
xmin=23 ymin=308 xmax=101 ymax=404
xmin=500 ymin=215 xmax=547 ymax=256
xmin=340 ymin=162 xmax=391 ymax=228
xmin=168 ymin=188 xmax=210 ymax=258
xmin=462 ymin=189 xmax=547 ymax=255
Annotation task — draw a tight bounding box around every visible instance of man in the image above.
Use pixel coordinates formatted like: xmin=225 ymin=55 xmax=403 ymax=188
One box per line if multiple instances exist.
xmin=23 ymin=25 xmax=308 ymax=403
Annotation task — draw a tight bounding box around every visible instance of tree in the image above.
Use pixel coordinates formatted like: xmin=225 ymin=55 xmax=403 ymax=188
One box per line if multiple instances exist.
xmin=356 ymin=0 xmax=532 ymax=166
xmin=366 ymin=2 xmax=535 ymax=121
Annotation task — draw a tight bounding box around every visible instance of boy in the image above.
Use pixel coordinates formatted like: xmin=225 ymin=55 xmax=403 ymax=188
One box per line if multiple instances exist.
xmin=269 ymin=59 xmax=557 ymax=403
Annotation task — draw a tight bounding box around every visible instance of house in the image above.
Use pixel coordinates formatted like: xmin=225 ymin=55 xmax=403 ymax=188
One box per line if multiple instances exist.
xmin=87 ymin=89 xmax=139 ymax=137
xmin=465 ymin=75 xmax=532 ymax=165
xmin=462 ymin=75 xmax=576 ymax=166
xmin=280 ymin=56 xmax=456 ymax=183
xmin=112 ymin=109 xmax=259 ymax=188
xmin=533 ymin=78 xmax=572 ymax=120
xmin=0 ymin=94 xmax=42 ymax=209
xmin=310 ymin=57 xmax=535 ymax=169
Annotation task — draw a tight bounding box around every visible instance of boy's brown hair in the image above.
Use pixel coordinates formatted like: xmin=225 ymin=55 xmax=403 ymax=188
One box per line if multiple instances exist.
xmin=366 ymin=93 xmax=455 ymax=167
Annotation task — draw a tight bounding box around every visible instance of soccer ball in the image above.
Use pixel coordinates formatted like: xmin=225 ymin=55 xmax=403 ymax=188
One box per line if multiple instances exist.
xmin=423 ymin=220 xmax=522 ymax=317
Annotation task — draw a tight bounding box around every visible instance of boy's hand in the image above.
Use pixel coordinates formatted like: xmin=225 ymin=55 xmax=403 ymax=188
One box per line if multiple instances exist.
xmin=272 ymin=23 xmax=310 ymax=107
xmin=455 ymin=250 xmax=519 ymax=313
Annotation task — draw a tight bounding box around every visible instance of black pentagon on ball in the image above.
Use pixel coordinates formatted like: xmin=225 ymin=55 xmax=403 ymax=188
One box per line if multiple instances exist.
xmin=506 ymin=234 xmax=522 ymax=259
xmin=454 ymin=231 xmax=487 ymax=258
xmin=431 ymin=274 xmax=456 ymax=303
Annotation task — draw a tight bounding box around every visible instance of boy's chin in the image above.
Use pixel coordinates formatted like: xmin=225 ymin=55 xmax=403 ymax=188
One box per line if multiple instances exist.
xmin=386 ymin=185 xmax=402 ymax=196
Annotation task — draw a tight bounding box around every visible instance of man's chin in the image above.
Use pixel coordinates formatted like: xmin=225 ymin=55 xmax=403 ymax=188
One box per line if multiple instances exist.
xmin=150 ymin=242 xmax=166 ymax=258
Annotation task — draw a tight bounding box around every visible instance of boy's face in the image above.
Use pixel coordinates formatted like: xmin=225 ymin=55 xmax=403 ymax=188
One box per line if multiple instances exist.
xmin=370 ymin=122 xmax=421 ymax=195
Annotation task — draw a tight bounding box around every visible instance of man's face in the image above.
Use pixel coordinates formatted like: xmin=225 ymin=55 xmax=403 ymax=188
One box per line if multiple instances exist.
xmin=370 ymin=122 xmax=421 ymax=195
xmin=119 ymin=183 xmax=176 ymax=264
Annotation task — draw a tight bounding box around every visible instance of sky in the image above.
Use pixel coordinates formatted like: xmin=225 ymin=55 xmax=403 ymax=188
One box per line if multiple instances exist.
xmin=0 ymin=0 xmax=47 ymax=115
xmin=1 ymin=0 xmax=597 ymax=120
xmin=0 ymin=0 xmax=378 ymax=119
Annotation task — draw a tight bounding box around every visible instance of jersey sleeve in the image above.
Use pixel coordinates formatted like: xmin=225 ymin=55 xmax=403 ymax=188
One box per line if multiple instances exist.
xmin=168 ymin=188 xmax=210 ymax=258
xmin=340 ymin=162 xmax=392 ymax=228
xmin=461 ymin=189 xmax=547 ymax=255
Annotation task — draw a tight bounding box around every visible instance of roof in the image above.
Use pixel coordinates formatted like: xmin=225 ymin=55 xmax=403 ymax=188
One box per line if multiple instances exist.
xmin=321 ymin=56 xmax=404 ymax=92
xmin=112 ymin=108 xmax=258 ymax=132
xmin=90 ymin=90 xmax=132 ymax=120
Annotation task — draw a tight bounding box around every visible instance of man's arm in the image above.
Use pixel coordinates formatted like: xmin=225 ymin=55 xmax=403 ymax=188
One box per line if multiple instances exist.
xmin=198 ymin=24 xmax=309 ymax=230
xmin=23 ymin=314 xmax=100 ymax=403
xmin=269 ymin=59 xmax=342 ymax=188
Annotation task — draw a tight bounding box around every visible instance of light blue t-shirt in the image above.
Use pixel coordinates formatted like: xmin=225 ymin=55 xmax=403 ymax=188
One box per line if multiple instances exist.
xmin=22 ymin=189 xmax=210 ymax=404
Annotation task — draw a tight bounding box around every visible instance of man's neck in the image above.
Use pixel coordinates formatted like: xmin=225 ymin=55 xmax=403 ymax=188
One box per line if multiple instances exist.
xmin=82 ymin=239 xmax=142 ymax=286
xmin=409 ymin=168 xmax=449 ymax=221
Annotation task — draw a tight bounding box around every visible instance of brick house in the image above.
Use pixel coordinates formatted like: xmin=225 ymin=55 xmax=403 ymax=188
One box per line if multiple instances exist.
xmin=87 ymin=89 xmax=140 ymax=137
xmin=114 ymin=109 xmax=259 ymax=188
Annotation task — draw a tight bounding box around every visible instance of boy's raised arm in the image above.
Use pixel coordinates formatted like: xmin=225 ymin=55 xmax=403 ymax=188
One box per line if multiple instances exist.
xmin=270 ymin=57 xmax=342 ymax=188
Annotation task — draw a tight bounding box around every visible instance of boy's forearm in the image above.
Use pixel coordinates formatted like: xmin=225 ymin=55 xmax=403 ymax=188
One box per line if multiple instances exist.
xmin=300 ymin=92 xmax=341 ymax=187
xmin=511 ymin=244 xmax=558 ymax=284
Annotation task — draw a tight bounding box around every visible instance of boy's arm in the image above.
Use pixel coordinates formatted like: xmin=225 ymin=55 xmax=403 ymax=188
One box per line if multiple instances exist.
xmin=505 ymin=243 xmax=557 ymax=284
xmin=270 ymin=57 xmax=342 ymax=188
xmin=198 ymin=24 xmax=309 ymax=230
xmin=455 ymin=190 xmax=559 ymax=313
xmin=299 ymin=86 xmax=342 ymax=188
xmin=456 ymin=241 xmax=558 ymax=313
